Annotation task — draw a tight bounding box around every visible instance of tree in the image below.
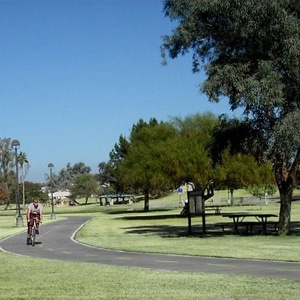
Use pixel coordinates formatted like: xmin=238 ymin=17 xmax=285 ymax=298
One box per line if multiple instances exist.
xmin=209 ymin=115 xmax=267 ymax=165
xmin=215 ymin=150 xmax=274 ymax=205
xmin=69 ymin=174 xmax=99 ymax=205
xmin=25 ymin=181 xmax=48 ymax=204
xmin=167 ymin=113 xmax=219 ymax=189
xmin=97 ymin=161 xmax=117 ymax=186
xmin=0 ymin=186 xmax=9 ymax=207
xmin=111 ymin=134 xmax=132 ymax=192
xmin=46 ymin=162 xmax=92 ymax=192
xmin=118 ymin=119 xmax=176 ymax=211
xmin=161 ymin=0 xmax=300 ymax=235
xmin=247 ymin=184 xmax=277 ymax=202
xmin=209 ymin=115 xmax=275 ymax=201
xmin=0 ymin=138 xmax=15 ymax=208
xmin=110 ymin=135 xmax=131 ymax=164
xmin=68 ymin=162 xmax=91 ymax=176
xmin=18 ymin=151 xmax=30 ymax=209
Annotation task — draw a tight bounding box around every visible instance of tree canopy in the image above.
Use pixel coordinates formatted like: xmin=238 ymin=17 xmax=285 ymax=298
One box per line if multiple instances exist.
xmin=45 ymin=162 xmax=92 ymax=192
xmin=168 ymin=113 xmax=219 ymax=189
xmin=161 ymin=0 xmax=300 ymax=235
xmin=117 ymin=119 xmax=175 ymax=211
xmin=69 ymin=173 xmax=99 ymax=205
xmin=107 ymin=113 xmax=275 ymax=211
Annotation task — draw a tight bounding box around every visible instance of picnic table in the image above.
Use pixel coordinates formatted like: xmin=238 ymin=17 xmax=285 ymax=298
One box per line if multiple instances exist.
xmin=99 ymin=194 xmax=134 ymax=205
xmin=221 ymin=212 xmax=278 ymax=234
xmin=205 ymin=205 xmax=222 ymax=215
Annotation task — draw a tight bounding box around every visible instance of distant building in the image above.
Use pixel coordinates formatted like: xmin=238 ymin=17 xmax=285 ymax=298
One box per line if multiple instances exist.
xmin=48 ymin=190 xmax=71 ymax=205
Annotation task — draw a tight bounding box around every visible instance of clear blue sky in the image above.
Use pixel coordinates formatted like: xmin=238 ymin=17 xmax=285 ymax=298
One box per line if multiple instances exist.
xmin=1 ymin=0 xmax=240 ymax=183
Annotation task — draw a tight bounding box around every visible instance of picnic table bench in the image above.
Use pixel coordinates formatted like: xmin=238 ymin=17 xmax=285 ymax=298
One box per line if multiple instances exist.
xmin=221 ymin=212 xmax=278 ymax=234
xmin=214 ymin=220 xmax=278 ymax=234
xmin=180 ymin=204 xmax=222 ymax=217
xmin=99 ymin=194 xmax=135 ymax=205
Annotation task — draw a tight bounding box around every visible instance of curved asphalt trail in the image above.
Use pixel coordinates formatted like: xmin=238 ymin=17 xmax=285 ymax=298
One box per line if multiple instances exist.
xmin=0 ymin=216 xmax=299 ymax=280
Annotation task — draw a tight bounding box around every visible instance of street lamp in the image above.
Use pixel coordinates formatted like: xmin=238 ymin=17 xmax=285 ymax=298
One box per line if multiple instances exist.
xmin=12 ymin=139 xmax=23 ymax=227
xmin=48 ymin=163 xmax=55 ymax=219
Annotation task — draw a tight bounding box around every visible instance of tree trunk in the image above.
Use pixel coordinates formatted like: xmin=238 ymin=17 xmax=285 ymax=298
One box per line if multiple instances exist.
xmin=278 ymin=183 xmax=292 ymax=236
xmin=276 ymin=148 xmax=300 ymax=235
xmin=144 ymin=192 xmax=149 ymax=212
xmin=22 ymin=177 xmax=25 ymax=210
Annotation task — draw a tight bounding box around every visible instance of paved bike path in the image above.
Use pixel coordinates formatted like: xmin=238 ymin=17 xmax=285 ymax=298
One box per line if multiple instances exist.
xmin=0 ymin=216 xmax=299 ymax=280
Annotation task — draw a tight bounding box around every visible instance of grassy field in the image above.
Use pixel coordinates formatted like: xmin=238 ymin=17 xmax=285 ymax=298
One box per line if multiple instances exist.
xmin=1 ymin=190 xmax=300 ymax=299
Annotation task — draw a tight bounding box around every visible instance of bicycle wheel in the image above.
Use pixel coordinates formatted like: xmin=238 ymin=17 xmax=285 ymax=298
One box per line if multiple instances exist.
xmin=31 ymin=227 xmax=36 ymax=246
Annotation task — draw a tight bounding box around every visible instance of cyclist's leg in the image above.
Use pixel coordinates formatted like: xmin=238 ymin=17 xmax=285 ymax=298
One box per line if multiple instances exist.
xmin=28 ymin=219 xmax=34 ymax=236
xmin=35 ymin=217 xmax=40 ymax=234
xmin=27 ymin=219 xmax=33 ymax=245
xmin=31 ymin=221 xmax=36 ymax=246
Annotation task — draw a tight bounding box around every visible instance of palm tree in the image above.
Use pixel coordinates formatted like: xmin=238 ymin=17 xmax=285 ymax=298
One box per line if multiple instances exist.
xmin=18 ymin=152 xmax=30 ymax=209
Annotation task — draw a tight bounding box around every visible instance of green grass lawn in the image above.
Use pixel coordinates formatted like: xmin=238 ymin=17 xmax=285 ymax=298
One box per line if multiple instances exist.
xmin=1 ymin=191 xmax=300 ymax=299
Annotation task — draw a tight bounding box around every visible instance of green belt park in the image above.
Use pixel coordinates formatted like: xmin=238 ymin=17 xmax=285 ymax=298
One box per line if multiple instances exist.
xmin=1 ymin=189 xmax=300 ymax=300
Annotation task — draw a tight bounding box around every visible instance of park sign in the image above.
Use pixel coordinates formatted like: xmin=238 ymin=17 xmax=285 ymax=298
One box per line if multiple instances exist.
xmin=177 ymin=187 xmax=183 ymax=194
xmin=187 ymin=189 xmax=206 ymax=235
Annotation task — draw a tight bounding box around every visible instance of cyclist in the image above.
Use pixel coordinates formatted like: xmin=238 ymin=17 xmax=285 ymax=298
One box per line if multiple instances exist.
xmin=26 ymin=198 xmax=43 ymax=245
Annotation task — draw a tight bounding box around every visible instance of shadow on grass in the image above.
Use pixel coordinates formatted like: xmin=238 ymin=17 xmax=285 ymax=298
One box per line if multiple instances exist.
xmin=101 ymin=206 xmax=300 ymax=237
xmin=290 ymin=221 xmax=300 ymax=236
xmin=120 ymin=214 xmax=183 ymax=220
xmin=123 ymin=225 xmax=190 ymax=238
xmin=122 ymin=221 xmax=300 ymax=238
xmin=106 ymin=208 xmax=175 ymax=215
xmin=122 ymin=223 xmax=238 ymax=238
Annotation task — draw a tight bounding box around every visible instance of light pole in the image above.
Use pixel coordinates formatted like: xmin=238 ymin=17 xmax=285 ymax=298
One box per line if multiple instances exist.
xmin=12 ymin=139 xmax=23 ymax=227
xmin=48 ymin=163 xmax=55 ymax=219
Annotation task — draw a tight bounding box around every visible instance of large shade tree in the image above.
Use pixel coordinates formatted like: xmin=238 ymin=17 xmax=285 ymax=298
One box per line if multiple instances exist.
xmin=161 ymin=0 xmax=300 ymax=235
xmin=167 ymin=112 xmax=219 ymax=190
xmin=209 ymin=115 xmax=275 ymax=202
xmin=117 ymin=119 xmax=176 ymax=211
xmin=209 ymin=115 xmax=267 ymax=165
xmin=112 ymin=114 xmax=219 ymax=210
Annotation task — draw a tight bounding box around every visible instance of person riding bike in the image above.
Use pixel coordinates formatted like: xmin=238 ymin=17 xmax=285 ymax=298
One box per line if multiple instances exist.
xmin=26 ymin=198 xmax=43 ymax=245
